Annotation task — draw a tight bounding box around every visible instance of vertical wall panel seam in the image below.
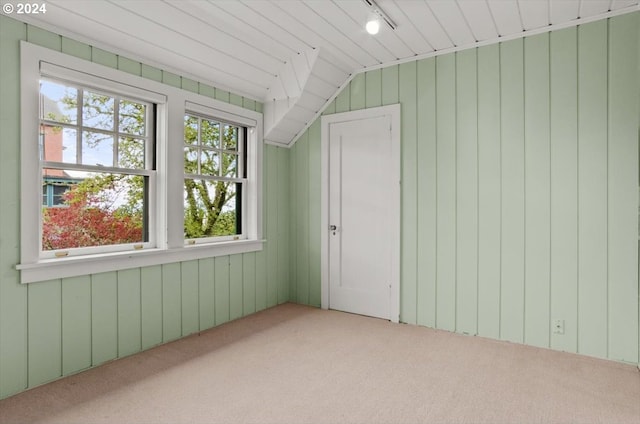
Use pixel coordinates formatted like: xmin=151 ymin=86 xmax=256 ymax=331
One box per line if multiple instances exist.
xmin=605 ymin=17 xmax=610 ymax=360
xmin=349 ymin=80 xmax=353 ymax=111
xmin=498 ymin=41 xmax=503 ymax=340
xmin=379 ymin=68 xmax=383 ymax=108
xmin=547 ymin=33 xmax=553 ymax=349
xmin=138 ymin=270 xmax=142 ymax=350
xmin=523 ymin=38 xmax=527 ymax=343
xmin=196 ymin=262 xmax=201 ymax=331
xmin=364 ymin=72 xmax=368 ymax=108
xmin=160 ymin=267 xmax=164 ymax=343
xmin=241 ymin=255 xmax=245 ymax=316
xmin=416 ymin=68 xmax=420 ymax=322
xmin=26 ymin=286 xmax=30 ymax=388
xmin=115 ymin=273 xmax=119 ymax=357
xmin=211 ymin=260 xmax=216 ymax=325
xmin=307 ymin=136 xmax=311 ymax=306
xmin=274 ymin=150 xmax=278 ymax=303
xmin=59 ymin=282 xmax=63 ymax=379
xmin=89 ymin=275 xmax=93 ymax=366
xmin=416 ymin=98 xmax=421 ymax=322
xmin=576 ymin=25 xmax=581 ymax=355
xmin=434 ymin=59 xmax=439 ymax=328
xmin=476 ymin=47 xmax=480 ymax=335
xmin=454 ymin=52 xmax=459 ymax=333
xmin=180 ymin=263 xmax=185 ymax=335
xmin=414 ymin=63 xmax=419 ymax=321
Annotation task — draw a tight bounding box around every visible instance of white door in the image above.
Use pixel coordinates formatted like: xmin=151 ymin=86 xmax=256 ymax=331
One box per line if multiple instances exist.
xmin=322 ymin=105 xmax=400 ymax=321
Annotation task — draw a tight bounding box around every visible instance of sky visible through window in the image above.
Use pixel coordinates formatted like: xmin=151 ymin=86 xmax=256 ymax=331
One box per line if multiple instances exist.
xmin=41 ymin=80 xmax=117 ymax=177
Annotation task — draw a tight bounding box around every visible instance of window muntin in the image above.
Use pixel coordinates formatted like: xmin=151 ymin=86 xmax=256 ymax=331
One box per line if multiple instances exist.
xmin=39 ymin=78 xmax=155 ymax=256
xmin=183 ymin=114 xmax=246 ymax=243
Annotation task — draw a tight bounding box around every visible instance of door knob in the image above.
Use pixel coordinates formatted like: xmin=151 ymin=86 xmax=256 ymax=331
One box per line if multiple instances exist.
xmin=329 ymin=225 xmax=337 ymax=231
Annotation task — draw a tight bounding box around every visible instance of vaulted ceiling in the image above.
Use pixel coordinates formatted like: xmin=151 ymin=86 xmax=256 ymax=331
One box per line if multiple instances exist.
xmin=8 ymin=0 xmax=639 ymax=145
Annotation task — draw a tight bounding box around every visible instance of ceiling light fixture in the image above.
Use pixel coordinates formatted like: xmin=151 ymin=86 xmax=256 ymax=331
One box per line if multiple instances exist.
xmin=363 ymin=0 xmax=397 ymax=34
xmin=366 ymin=13 xmax=381 ymax=35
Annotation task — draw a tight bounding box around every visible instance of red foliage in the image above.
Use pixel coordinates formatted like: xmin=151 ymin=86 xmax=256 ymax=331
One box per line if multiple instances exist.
xmin=42 ymin=190 xmax=142 ymax=250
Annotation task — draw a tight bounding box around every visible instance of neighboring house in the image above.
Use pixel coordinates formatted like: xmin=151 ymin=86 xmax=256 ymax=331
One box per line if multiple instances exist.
xmin=40 ymin=96 xmax=78 ymax=207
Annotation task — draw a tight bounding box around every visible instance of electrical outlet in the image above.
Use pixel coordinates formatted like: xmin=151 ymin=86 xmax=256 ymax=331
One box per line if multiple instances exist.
xmin=553 ymin=319 xmax=565 ymax=335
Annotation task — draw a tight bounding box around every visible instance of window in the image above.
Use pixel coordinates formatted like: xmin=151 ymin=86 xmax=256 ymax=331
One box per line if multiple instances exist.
xmin=42 ymin=180 xmax=77 ymax=207
xmin=184 ymin=115 xmax=246 ymax=243
xmin=19 ymin=42 xmax=263 ymax=284
xmin=38 ymin=78 xmax=155 ymax=256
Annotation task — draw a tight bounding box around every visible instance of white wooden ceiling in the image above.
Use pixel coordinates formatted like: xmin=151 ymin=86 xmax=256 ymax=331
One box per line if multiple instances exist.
xmin=8 ymin=0 xmax=639 ymax=145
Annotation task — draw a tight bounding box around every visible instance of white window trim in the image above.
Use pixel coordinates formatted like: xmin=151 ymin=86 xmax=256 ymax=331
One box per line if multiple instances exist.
xmin=17 ymin=41 xmax=263 ymax=284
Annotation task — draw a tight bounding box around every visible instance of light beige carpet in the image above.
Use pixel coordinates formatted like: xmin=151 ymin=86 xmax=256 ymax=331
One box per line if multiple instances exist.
xmin=0 ymin=303 xmax=638 ymax=424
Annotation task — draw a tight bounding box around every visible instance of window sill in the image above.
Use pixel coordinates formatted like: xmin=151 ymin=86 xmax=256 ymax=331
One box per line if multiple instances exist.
xmin=16 ymin=239 xmax=265 ymax=284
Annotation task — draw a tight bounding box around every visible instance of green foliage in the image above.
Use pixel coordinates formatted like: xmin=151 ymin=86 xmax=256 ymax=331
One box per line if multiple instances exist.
xmin=183 ymin=114 xmax=240 ymax=240
xmin=42 ymin=183 xmax=143 ymax=250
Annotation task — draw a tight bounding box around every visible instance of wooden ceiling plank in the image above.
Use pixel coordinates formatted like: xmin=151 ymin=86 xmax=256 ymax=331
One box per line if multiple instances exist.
xmin=116 ymin=0 xmax=283 ymax=74
xmin=395 ymin=0 xmax=453 ymax=51
xmin=579 ymin=0 xmax=611 ymax=17
xmin=487 ymin=0 xmax=524 ymax=36
xmin=167 ymin=0 xmax=293 ymax=63
xmin=457 ymin=0 xmax=499 ymax=41
xmin=517 ymin=0 xmax=550 ymax=30
xmin=375 ymin=0 xmax=436 ymax=55
xmin=313 ymin=57 xmax=350 ymax=88
xmin=207 ymin=0 xmax=311 ymax=55
xmin=285 ymin=105 xmax=317 ymax=124
xmin=60 ymin=0 xmax=274 ymax=86
xmin=304 ymin=74 xmax=338 ymax=99
xmin=46 ymin=0 xmax=269 ymax=98
xmin=269 ymin=0 xmax=380 ymax=67
xmin=428 ymin=0 xmax=476 ymax=46
xmin=296 ymin=91 xmax=327 ymax=113
xmin=242 ymin=0 xmax=364 ymax=70
xmin=550 ymin=0 xmax=580 ymax=25
xmin=610 ymin=0 xmax=638 ymax=9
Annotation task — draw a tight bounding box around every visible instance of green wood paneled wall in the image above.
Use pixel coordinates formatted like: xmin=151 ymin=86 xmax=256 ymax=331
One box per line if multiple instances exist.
xmin=291 ymin=14 xmax=639 ymax=364
xmin=0 ymin=15 xmax=287 ymax=399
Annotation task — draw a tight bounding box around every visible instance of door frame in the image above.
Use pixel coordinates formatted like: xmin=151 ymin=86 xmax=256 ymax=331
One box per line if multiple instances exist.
xmin=320 ymin=104 xmax=401 ymax=323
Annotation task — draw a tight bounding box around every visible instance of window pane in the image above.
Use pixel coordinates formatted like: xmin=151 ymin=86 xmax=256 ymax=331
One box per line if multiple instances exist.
xmin=222 ymin=153 xmax=237 ymax=178
xmin=82 ymin=131 xmax=114 ymax=166
xmin=118 ymin=137 xmax=145 ymax=169
xmin=42 ymin=169 xmax=146 ymax=250
xmin=52 ymin=184 xmax=69 ymax=206
xmin=184 ymin=179 xmax=239 ymax=239
xmin=184 ymin=148 xmax=199 ymax=174
xmin=40 ymin=80 xmax=77 ymax=124
xmin=223 ymin=124 xmax=237 ymax=150
xmin=82 ymin=91 xmax=114 ymax=131
xmin=201 ymin=119 xmax=220 ymax=148
xmin=41 ymin=124 xmax=77 ymax=164
xmin=184 ymin=115 xmax=198 ymax=145
xmin=119 ymin=100 xmax=146 ymax=136
xmin=200 ymin=149 xmax=219 ymax=176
